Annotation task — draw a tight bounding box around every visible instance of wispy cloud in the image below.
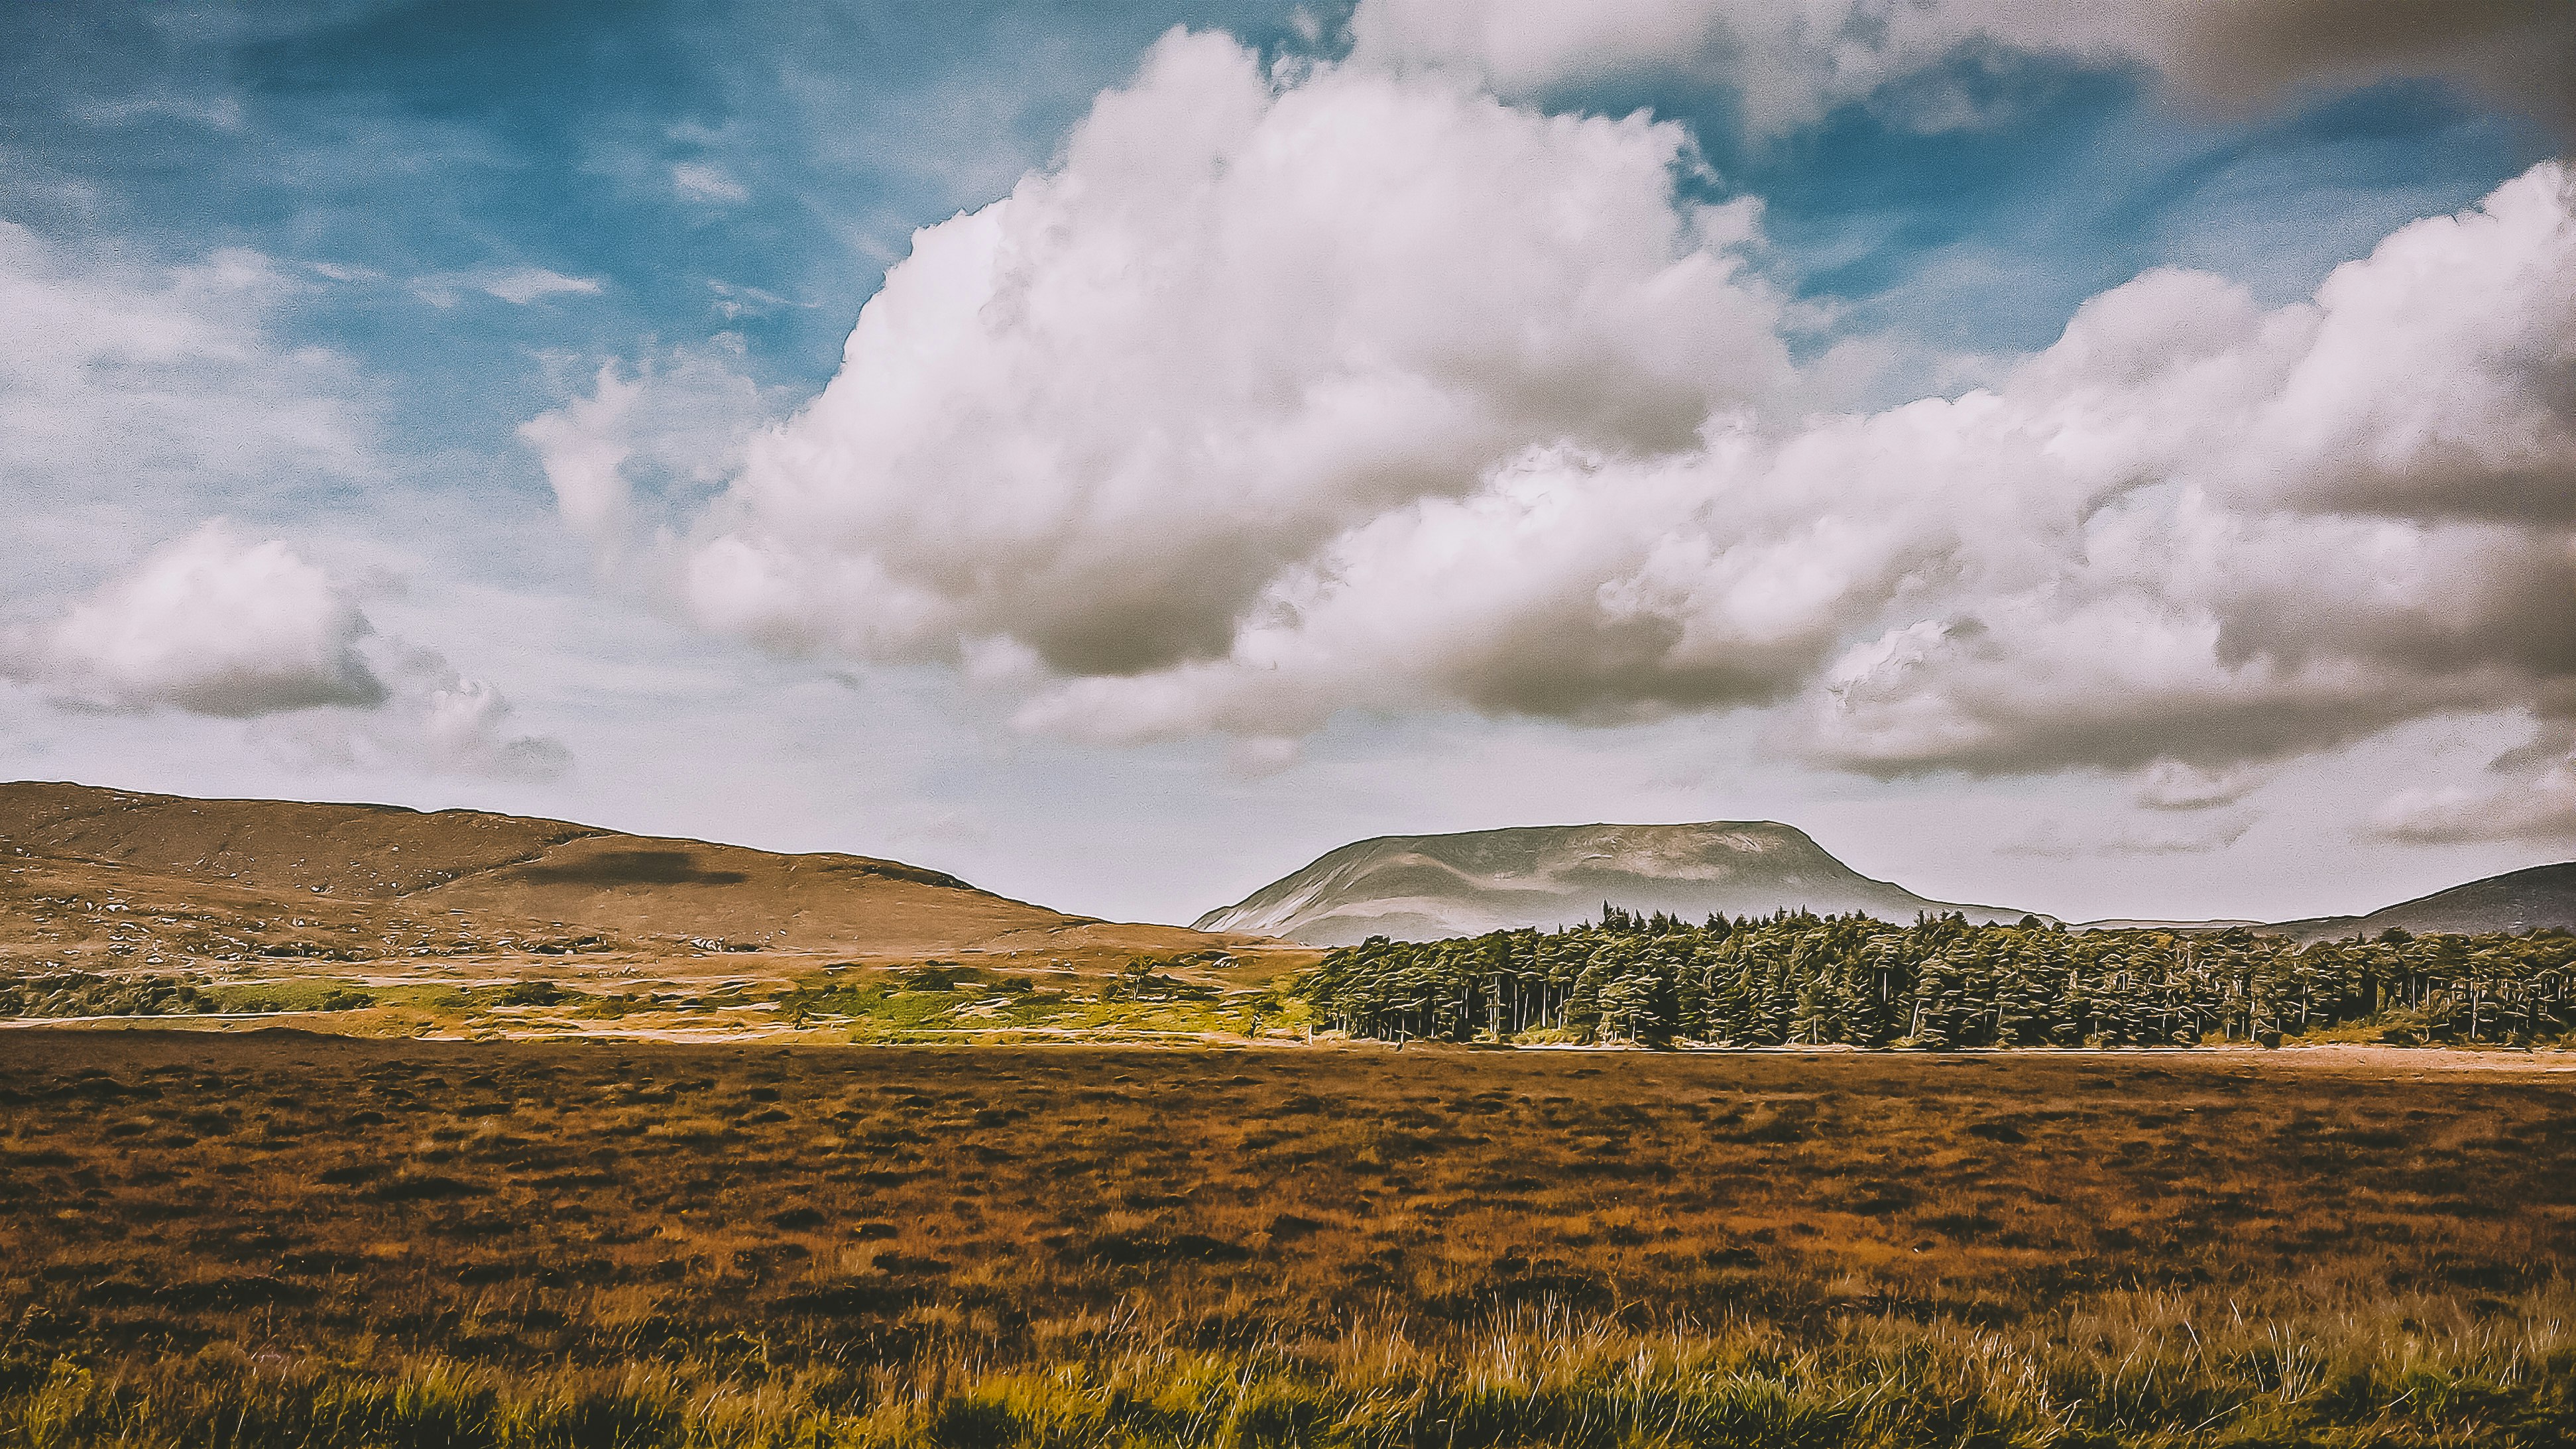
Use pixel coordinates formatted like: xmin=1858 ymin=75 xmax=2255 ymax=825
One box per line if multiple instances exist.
xmin=2367 ymin=727 xmax=2576 ymax=846
xmin=2003 ymin=812 xmax=2258 ymax=858
xmin=670 ymin=162 xmax=748 ymax=205
xmin=2369 ymin=772 xmax=2576 ymax=846
xmin=0 ymin=223 xmax=377 ymax=559
xmin=2133 ymin=762 xmax=2268 ymax=812
xmin=519 ymin=338 xmax=778 ymax=548
xmin=706 ymin=279 xmax=811 ymax=320
xmin=412 ymin=266 xmax=604 ymax=308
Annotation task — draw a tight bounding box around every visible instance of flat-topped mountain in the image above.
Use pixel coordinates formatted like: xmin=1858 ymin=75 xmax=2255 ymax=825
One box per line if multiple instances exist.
xmin=2271 ymin=861 xmax=2576 ymax=943
xmin=1195 ymin=821 xmax=2036 ymax=947
xmin=0 ymin=780 xmax=1259 ymax=968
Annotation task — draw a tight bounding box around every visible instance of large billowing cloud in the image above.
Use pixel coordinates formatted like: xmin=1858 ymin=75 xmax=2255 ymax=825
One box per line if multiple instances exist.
xmin=1018 ymin=168 xmax=2576 ymax=759
xmin=681 ymin=30 xmax=1800 ymax=677
xmin=1800 ymin=167 xmax=2576 ymax=776
xmin=2 ymin=523 xmax=570 ymax=781
xmin=591 ymin=32 xmax=2570 ymax=814
xmin=1348 ymin=0 xmax=2576 ymax=134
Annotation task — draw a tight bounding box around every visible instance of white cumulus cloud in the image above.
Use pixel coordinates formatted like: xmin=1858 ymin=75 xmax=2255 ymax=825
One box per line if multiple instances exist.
xmin=2 ymin=522 xmax=571 ymax=781
xmin=679 ymin=29 xmax=1800 ymax=676
xmin=1012 ymin=165 xmax=2576 ymax=760
xmin=1802 ymin=165 xmax=2576 ymax=774
xmin=1 ymin=522 xmax=384 ymax=717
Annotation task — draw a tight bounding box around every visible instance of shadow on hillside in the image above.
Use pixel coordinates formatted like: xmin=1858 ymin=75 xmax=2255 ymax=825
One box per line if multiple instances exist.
xmin=516 ymin=850 xmax=749 ymax=886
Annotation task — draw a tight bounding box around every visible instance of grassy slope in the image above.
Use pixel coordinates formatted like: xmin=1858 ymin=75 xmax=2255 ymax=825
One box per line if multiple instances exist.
xmin=0 ymin=782 xmax=1315 ymax=1023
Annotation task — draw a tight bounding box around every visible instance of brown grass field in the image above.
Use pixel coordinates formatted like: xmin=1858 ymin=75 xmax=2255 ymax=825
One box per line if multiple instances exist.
xmin=5 ymin=1031 xmax=2575 ymax=1446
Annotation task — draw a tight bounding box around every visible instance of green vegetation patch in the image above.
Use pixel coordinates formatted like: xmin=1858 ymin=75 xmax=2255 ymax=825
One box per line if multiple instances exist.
xmin=0 ymin=971 xmax=220 ymax=1019
xmin=778 ymin=962 xmax=1278 ymax=1041
xmin=203 ymin=978 xmax=379 ymax=1014
xmin=0 ymin=970 xmax=380 ymax=1019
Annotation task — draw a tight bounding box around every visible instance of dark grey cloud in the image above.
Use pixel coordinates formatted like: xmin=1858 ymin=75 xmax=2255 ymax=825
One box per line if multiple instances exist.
xmin=2164 ymin=0 xmax=2576 ymax=133
xmin=1348 ymin=0 xmax=2576 ymax=136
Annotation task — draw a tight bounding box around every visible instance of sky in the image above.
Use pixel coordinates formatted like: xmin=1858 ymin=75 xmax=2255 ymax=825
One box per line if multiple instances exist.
xmin=2 ymin=0 xmax=2571 ymax=928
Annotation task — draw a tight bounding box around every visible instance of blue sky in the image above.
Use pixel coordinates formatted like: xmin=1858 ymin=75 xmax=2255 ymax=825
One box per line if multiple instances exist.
xmin=2 ymin=0 xmax=2569 ymax=924
xmin=11 ymin=3 xmax=2542 ymax=408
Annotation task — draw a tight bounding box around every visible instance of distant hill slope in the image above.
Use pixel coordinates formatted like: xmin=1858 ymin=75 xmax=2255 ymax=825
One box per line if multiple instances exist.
xmin=1195 ymin=822 xmax=2036 ymax=947
xmin=2270 ymin=862 xmax=2576 ymax=943
xmin=0 ymin=780 xmax=1254 ymax=964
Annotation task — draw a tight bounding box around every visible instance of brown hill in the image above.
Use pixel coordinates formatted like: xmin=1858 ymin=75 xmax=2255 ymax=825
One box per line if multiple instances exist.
xmin=0 ymin=780 xmax=1277 ymax=974
xmin=2267 ymin=861 xmax=2576 ymax=943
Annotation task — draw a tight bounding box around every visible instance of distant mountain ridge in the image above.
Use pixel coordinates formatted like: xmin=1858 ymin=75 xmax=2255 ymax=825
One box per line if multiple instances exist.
xmin=1198 ymin=819 xmax=2576 ymax=948
xmin=2270 ymin=862 xmax=2576 ymax=943
xmin=1193 ymin=821 xmax=2037 ymax=947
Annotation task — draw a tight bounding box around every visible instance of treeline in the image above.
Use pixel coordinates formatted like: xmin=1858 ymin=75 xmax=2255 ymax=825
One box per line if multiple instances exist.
xmin=1299 ymin=907 xmax=2576 ymax=1048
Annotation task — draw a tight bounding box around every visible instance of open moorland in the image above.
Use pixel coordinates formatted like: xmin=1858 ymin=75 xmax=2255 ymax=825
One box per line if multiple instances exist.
xmin=5 ymin=1031 xmax=2574 ymax=1446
